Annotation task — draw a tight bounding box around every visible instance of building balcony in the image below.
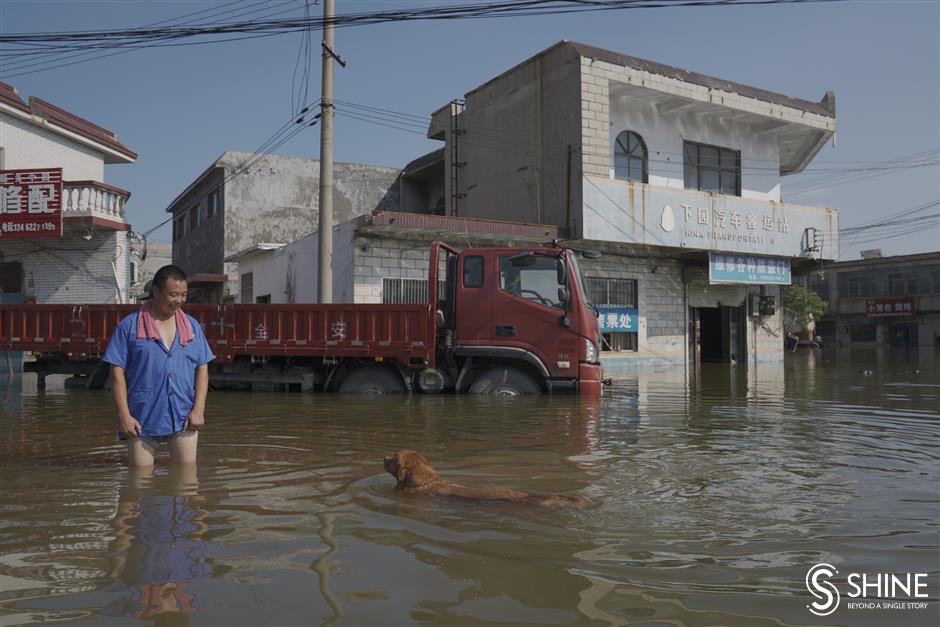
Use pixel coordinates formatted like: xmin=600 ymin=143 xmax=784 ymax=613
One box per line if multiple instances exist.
xmin=62 ymin=180 xmax=130 ymax=228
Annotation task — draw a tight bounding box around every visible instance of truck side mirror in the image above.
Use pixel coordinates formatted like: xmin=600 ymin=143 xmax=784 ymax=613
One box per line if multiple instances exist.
xmin=556 ymin=258 xmax=567 ymax=285
xmin=557 ymin=286 xmax=570 ymax=308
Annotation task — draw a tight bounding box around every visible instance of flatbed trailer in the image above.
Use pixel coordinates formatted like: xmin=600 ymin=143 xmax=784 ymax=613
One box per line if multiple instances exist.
xmin=1 ymin=242 xmax=604 ymax=395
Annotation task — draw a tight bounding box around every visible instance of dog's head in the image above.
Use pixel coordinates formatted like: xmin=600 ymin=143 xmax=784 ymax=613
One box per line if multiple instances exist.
xmin=384 ymin=450 xmax=443 ymax=491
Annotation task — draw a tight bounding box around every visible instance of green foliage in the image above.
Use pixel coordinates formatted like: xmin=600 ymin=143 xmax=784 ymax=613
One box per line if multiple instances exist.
xmin=783 ymin=286 xmax=827 ymax=326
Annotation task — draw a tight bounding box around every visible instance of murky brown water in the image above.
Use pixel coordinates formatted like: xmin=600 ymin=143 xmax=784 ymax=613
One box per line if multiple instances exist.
xmin=1 ymin=348 xmax=938 ymax=626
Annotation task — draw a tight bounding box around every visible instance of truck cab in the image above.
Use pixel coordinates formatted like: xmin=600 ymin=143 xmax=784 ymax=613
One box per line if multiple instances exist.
xmin=430 ymin=243 xmax=602 ymax=396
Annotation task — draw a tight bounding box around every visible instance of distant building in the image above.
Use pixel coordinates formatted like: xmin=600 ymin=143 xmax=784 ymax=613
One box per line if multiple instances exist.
xmin=226 ymin=212 xmax=564 ymax=305
xmin=803 ymin=252 xmax=940 ymax=348
xmin=0 ymin=82 xmax=137 ymax=303
xmin=128 ymin=239 xmax=171 ymax=301
xmin=165 ymin=151 xmax=400 ymax=303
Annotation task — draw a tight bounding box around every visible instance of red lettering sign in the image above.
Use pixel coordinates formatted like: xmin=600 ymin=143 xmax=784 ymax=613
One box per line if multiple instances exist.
xmin=866 ymin=298 xmax=915 ymax=318
xmin=0 ymin=168 xmax=63 ymax=239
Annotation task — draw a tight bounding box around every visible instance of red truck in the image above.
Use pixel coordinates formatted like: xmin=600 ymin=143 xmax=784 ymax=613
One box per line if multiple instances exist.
xmin=0 ymin=242 xmax=603 ymax=396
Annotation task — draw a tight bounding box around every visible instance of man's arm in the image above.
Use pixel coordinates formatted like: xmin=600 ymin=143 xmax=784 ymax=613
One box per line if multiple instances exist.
xmin=185 ymin=364 xmax=209 ymax=431
xmin=111 ymin=365 xmax=141 ymax=437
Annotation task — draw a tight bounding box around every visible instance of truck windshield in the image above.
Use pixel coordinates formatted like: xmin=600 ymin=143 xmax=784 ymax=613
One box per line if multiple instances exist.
xmin=499 ymin=254 xmax=565 ymax=310
xmin=567 ymin=253 xmax=594 ymax=310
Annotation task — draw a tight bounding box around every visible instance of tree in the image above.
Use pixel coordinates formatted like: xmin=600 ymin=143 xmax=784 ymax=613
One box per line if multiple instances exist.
xmin=783 ymin=286 xmax=827 ymax=328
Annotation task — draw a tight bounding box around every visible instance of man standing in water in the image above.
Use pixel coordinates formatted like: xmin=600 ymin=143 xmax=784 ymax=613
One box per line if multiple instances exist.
xmin=104 ymin=265 xmax=215 ymax=466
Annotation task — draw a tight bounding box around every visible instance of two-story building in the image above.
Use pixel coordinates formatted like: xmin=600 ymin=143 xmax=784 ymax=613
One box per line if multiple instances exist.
xmin=166 ymin=151 xmax=401 ymax=302
xmin=0 ymin=82 xmax=137 ymax=304
xmin=804 ymin=252 xmax=940 ymax=348
xmin=399 ymin=41 xmax=839 ymax=373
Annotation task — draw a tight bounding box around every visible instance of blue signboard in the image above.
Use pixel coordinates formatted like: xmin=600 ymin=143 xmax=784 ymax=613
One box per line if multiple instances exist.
xmin=597 ymin=307 xmax=638 ymax=333
xmin=708 ymin=253 xmax=791 ymax=285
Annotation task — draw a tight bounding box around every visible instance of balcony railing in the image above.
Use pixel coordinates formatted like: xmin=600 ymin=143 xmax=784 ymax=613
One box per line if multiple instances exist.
xmin=63 ymin=180 xmax=129 ymax=223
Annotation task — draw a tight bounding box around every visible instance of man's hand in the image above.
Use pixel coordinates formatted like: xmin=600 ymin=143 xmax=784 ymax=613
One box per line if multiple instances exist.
xmin=119 ymin=414 xmax=141 ymax=438
xmin=185 ymin=410 xmax=205 ymax=432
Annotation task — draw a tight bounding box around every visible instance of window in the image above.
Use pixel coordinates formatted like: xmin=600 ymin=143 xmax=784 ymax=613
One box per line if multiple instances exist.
xmin=174 ymin=214 xmax=186 ymax=241
xmin=849 ymin=325 xmax=876 ymax=342
xmin=0 ymin=261 xmax=23 ymax=293
xmin=240 ymin=272 xmax=253 ymax=304
xmin=586 ymin=276 xmax=638 ymax=352
xmin=683 ymin=141 xmax=740 ymax=196
xmin=499 ymin=254 xmax=565 ymax=310
xmin=208 ymin=189 xmax=220 ymax=219
xmin=255 ymin=294 xmax=270 ymax=304
xmin=190 ymin=204 xmax=200 ymax=231
xmin=382 ymin=278 xmax=446 ymax=304
xmin=613 ymin=131 xmax=648 ymax=183
xmin=463 ymin=256 xmax=484 ymax=288
xmin=838 ymin=272 xmax=874 ymax=298
xmin=129 ymin=261 xmax=138 ymax=284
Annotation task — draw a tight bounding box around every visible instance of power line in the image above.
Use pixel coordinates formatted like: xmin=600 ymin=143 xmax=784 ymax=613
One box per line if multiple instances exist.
xmin=1 ymin=0 xmax=854 ymax=78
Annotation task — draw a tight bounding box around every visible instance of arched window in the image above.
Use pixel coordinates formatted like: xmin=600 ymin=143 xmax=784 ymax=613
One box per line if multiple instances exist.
xmin=613 ymin=131 xmax=648 ymax=183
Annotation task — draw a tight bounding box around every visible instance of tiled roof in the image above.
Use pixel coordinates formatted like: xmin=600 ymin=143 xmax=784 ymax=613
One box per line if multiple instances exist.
xmin=0 ymin=82 xmax=137 ymax=159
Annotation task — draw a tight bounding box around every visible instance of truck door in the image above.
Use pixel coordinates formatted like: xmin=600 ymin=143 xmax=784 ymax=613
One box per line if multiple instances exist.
xmin=491 ymin=252 xmax=578 ymax=377
xmin=454 ymin=252 xmax=491 ymax=342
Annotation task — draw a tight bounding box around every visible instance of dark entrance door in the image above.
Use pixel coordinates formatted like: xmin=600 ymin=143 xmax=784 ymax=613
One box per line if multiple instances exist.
xmin=889 ymin=323 xmax=918 ymax=348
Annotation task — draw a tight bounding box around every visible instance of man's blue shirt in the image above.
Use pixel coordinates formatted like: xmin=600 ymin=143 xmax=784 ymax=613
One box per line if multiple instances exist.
xmin=103 ymin=312 xmax=215 ymax=437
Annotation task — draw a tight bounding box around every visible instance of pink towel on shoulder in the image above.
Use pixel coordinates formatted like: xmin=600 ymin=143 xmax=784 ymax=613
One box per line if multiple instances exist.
xmin=137 ymin=300 xmax=195 ymax=346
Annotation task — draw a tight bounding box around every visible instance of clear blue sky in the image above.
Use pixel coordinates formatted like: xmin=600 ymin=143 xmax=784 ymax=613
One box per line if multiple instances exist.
xmin=2 ymin=0 xmax=938 ymax=259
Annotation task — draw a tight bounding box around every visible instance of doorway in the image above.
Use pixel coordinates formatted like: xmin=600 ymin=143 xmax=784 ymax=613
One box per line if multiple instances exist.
xmin=889 ymin=323 xmax=918 ymax=348
xmin=690 ymin=305 xmax=747 ymax=364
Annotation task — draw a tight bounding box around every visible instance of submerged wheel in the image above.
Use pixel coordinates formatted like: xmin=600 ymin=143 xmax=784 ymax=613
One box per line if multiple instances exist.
xmin=338 ymin=366 xmax=406 ymax=395
xmin=468 ymin=366 xmax=541 ymax=397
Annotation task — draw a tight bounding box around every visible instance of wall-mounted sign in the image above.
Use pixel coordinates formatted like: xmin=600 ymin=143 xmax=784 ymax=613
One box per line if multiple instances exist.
xmin=708 ymin=252 xmax=791 ymax=285
xmin=866 ymin=298 xmax=914 ymax=318
xmin=582 ymin=177 xmax=838 ymax=260
xmin=597 ymin=306 xmax=638 ymax=333
xmin=0 ymin=168 xmax=63 ymax=239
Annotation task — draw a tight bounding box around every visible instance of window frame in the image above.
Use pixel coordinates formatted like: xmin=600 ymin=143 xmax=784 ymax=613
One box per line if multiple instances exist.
xmin=613 ymin=130 xmax=648 ymax=183
xmin=240 ymin=272 xmax=253 ymax=304
xmin=585 ymin=276 xmax=639 ymax=352
xmin=683 ymin=140 xmax=741 ymax=196
xmin=463 ymin=255 xmax=484 ymax=288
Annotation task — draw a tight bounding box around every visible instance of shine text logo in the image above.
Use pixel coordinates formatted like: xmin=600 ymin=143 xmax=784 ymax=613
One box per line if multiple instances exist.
xmin=804 ymin=563 xmax=931 ymax=616
xmin=806 ymin=563 xmax=840 ymax=616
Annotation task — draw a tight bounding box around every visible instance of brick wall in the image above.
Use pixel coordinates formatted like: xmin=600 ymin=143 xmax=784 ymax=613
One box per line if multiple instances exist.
xmin=581 ymin=252 xmax=685 ymax=357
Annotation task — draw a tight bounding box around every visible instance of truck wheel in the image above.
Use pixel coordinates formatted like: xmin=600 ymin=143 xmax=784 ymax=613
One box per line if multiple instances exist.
xmin=338 ymin=366 xmax=406 ymax=395
xmin=468 ymin=367 xmax=541 ymax=397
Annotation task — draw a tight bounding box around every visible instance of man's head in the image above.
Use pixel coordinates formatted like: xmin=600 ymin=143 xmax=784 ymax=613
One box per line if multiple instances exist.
xmin=151 ymin=265 xmax=188 ymax=316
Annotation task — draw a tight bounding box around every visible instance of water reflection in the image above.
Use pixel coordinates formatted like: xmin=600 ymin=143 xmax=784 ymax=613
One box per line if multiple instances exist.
xmin=0 ymin=350 xmax=937 ymax=625
xmin=102 ymin=464 xmax=211 ymax=623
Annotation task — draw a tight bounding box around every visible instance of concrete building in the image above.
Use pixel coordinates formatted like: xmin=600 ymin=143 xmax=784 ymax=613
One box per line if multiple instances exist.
xmin=803 ymin=252 xmax=940 ymax=348
xmin=0 ymin=82 xmax=137 ymax=303
xmin=227 ymin=212 xmax=565 ymax=305
xmin=166 ymin=151 xmax=400 ymax=302
xmin=128 ymin=239 xmax=171 ymax=301
xmin=398 ymin=41 xmax=839 ymax=372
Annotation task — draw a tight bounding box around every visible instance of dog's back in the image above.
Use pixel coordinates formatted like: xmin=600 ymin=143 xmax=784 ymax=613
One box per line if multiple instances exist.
xmin=384 ymin=450 xmax=587 ymax=508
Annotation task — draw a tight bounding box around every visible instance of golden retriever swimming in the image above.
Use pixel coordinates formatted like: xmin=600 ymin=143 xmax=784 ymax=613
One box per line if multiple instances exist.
xmin=383 ymin=450 xmax=587 ymax=508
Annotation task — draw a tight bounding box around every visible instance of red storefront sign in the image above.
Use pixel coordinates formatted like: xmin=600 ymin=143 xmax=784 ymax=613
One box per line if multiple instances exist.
xmin=0 ymin=168 xmax=63 ymax=239
xmin=866 ymin=298 xmax=915 ymax=318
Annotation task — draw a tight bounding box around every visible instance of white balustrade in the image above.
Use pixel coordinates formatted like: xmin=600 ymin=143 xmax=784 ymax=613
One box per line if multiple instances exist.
xmin=62 ymin=182 xmax=129 ymax=221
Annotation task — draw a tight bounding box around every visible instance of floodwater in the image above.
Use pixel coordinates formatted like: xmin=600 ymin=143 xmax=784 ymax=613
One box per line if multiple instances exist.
xmin=1 ymin=348 xmax=938 ymax=627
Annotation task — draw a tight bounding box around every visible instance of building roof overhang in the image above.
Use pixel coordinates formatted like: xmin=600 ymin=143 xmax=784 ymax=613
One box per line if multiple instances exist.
xmin=428 ymin=41 xmax=835 ymax=174
xmin=224 ymin=242 xmax=287 ymax=262
xmin=0 ymin=83 xmax=137 ymax=163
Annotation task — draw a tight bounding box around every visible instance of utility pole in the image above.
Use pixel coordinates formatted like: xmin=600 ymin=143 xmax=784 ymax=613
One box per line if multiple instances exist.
xmin=317 ymin=0 xmax=336 ymax=303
